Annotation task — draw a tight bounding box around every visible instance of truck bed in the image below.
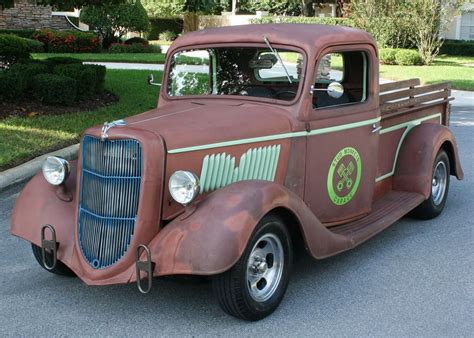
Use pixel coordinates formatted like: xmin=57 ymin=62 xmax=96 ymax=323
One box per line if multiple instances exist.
xmin=379 ymin=78 xmax=452 ymax=125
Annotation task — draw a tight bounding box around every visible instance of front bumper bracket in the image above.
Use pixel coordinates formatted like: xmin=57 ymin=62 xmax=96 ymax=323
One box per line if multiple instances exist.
xmin=136 ymin=244 xmax=155 ymax=294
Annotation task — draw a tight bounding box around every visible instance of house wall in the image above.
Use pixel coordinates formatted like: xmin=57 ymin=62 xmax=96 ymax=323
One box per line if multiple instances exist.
xmin=0 ymin=0 xmax=70 ymax=30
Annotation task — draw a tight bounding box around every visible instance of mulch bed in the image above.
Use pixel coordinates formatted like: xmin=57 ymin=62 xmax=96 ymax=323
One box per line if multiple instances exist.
xmin=0 ymin=91 xmax=118 ymax=120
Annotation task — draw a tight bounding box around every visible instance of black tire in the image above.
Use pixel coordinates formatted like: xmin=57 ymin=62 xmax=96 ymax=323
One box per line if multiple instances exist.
xmin=212 ymin=215 xmax=292 ymax=321
xmin=412 ymin=149 xmax=450 ymax=220
xmin=31 ymin=244 xmax=75 ymax=277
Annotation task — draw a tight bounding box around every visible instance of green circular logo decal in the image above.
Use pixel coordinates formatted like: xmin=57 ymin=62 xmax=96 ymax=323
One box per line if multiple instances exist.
xmin=327 ymin=147 xmax=362 ymax=206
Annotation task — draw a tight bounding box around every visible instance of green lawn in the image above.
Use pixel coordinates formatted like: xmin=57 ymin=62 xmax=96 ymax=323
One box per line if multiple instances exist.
xmin=0 ymin=70 xmax=161 ymax=171
xmin=32 ymin=53 xmax=167 ymax=64
xmin=380 ymin=55 xmax=474 ymax=91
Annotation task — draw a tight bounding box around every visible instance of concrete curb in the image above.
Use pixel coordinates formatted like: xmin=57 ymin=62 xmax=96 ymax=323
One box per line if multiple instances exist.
xmin=0 ymin=144 xmax=79 ymax=192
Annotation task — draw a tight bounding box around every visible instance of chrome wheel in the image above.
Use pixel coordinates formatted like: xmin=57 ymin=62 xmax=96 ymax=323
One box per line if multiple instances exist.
xmin=246 ymin=233 xmax=284 ymax=302
xmin=432 ymin=161 xmax=447 ymax=206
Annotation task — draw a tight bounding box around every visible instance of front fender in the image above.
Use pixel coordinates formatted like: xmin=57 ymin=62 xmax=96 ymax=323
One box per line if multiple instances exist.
xmin=394 ymin=123 xmax=463 ymax=198
xmin=11 ymin=160 xmax=78 ymax=267
xmin=146 ymin=180 xmax=353 ymax=278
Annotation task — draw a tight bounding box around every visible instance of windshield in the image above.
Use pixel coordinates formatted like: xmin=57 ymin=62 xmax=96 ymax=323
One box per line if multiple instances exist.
xmin=167 ymin=47 xmax=304 ymax=102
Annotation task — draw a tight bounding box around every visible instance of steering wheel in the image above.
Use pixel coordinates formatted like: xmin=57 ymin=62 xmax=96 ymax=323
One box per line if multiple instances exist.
xmin=275 ymin=90 xmax=297 ymax=100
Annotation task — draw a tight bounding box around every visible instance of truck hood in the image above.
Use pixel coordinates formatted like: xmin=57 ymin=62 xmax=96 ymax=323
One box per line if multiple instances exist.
xmin=123 ymin=101 xmax=294 ymax=152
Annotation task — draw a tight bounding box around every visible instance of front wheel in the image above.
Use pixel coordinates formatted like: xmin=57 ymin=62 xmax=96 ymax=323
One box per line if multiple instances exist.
xmin=212 ymin=215 xmax=292 ymax=321
xmin=31 ymin=244 xmax=75 ymax=277
xmin=412 ymin=149 xmax=450 ymax=220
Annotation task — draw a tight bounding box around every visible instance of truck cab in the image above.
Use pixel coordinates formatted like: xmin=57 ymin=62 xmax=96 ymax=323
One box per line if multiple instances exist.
xmin=11 ymin=24 xmax=463 ymax=321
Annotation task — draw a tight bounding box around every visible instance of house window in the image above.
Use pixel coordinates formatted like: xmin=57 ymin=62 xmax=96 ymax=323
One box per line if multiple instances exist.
xmin=312 ymin=51 xmax=368 ymax=109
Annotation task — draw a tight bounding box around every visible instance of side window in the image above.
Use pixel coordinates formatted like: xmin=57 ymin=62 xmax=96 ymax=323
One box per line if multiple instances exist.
xmin=313 ymin=51 xmax=368 ymax=109
xmin=168 ymin=50 xmax=210 ymax=96
xmin=255 ymin=51 xmax=302 ymax=82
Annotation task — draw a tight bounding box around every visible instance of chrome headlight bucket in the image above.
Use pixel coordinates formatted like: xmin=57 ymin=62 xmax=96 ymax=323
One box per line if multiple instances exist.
xmin=42 ymin=156 xmax=70 ymax=186
xmin=169 ymin=170 xmax=200 ymax=205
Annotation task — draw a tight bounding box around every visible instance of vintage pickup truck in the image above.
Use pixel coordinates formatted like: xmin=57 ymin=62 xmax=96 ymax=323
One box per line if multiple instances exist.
xmin=12 ymin=24 xmax=463 ymax=321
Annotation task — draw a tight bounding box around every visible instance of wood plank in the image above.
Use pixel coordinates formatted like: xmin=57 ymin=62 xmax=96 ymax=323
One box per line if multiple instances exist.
xmin=380 ymin=82 xmax=451 ymax=104
xmin=379 ymin=78 xmax=420 ymax=93
xmin=381 ymin=90 xmax=451 ymax=113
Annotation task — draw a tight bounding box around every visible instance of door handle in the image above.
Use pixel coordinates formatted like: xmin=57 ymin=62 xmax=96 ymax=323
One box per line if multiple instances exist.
xmin=372 ymin=123 xmax=382 ymax=134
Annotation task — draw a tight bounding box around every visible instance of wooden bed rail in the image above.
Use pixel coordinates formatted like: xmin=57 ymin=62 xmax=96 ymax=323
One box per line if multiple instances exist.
xmin=379 ymin=79 xmax=451 ymax=114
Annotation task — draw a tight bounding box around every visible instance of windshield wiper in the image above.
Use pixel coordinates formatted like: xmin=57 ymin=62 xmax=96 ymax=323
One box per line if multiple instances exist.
xmin=263 ymin=36 xmax=292 ymax=84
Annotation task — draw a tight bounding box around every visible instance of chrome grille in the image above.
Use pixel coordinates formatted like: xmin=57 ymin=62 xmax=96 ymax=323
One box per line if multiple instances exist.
xmin=78 ymin=135 xmax=142 ymax=269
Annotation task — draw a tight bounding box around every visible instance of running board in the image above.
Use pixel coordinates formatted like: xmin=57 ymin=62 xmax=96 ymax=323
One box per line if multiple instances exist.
xmin=328 ymin=191 xmax=425 ymax=245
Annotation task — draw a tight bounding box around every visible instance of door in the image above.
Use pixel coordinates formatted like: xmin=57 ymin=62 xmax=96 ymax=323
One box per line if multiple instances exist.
xmin=304 ymin=47 xmax=380 ymax=224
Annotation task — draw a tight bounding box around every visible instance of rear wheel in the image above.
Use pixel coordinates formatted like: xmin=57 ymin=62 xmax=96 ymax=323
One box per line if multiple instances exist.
xmin=212 ymin=215 xmax=292 ymax=321
xmin=412 ymin=149 xmax=450 ymax=220
xmin=31 ymin=244 xmax=75 ymax=277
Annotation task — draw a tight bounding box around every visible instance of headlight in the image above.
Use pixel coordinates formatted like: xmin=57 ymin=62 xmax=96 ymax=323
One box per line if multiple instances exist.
xmin=169 ymin=170 xmax=200 ymax=205
xmin=42 ymin=156 xmax=70 ymax=186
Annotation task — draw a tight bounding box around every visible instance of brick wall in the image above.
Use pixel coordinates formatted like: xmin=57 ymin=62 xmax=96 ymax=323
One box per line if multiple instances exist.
xmin=0 ymin=0 xmax=70 ymax=30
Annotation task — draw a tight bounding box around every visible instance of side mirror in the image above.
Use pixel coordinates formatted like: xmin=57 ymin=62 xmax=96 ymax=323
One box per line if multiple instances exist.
xmin=327 ymin=82 xmax=344 ymax=99
xmin=310 ymin=81 xmax=344 ymax=99
xmin=147 ymin=74 xmax=161 ymax=86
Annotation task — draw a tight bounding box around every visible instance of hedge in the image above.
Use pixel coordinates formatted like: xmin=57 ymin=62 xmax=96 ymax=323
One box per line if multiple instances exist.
xmin=394 ymin=49 xmax=422 ymax=66
xmin=251 ymin=16 xmax=355 ymax=27
xmin=0 ymin=34 xmax=31 ymax=66
xmin=379 ymin=48 xmax=422 ymax=66
xmin=0 ymin=57 xmax=104 ymax=105
xmin=148 ymin=16 xmax=183 ymax=40
xmin=440 ymin=39 xmax=474 ymax=57
xmin=32 ymin=29 xmax=101 ymax=53
xmin=54 ymin=63 xmax=106 ymax=99
xmin=379 ymin=48 xmax=398 ymax=65
xmin=33 ymin=73 xmax=78 ymax=105
xmin=0 ymin=29 xmax=35 ymax=39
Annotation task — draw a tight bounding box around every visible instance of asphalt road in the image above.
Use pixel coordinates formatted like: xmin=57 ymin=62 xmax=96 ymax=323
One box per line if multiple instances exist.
xmin=0 ymin=92 xmax=472 ymax=336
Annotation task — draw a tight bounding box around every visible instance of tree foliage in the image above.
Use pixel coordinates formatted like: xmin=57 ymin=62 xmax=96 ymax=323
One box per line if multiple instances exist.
xmin=349 ymin=0 xmax=465 ymax=65
xmin=80 ymin=0 xmax=149 ymax=48
xmin=141 ymin=0 xmax=185 ymax=17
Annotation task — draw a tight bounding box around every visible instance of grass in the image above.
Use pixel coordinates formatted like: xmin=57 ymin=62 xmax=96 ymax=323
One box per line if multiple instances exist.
xmin=0 ymin=70 xmax=162 ymax=171
xmin=32 ymin=53 xmax=167 ymax=64
xmin=379 ymin=55 xmax=474 ymax=91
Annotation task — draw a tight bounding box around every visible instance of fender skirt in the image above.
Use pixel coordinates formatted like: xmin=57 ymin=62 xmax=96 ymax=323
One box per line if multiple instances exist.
xmin=393 ymin=123 xmax=463 ymax=199
xmin=145 ymin=181 xmax=353 ymax=278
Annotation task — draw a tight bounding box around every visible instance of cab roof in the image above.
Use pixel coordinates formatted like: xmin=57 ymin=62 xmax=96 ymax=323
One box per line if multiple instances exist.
xmin=170 ymin=23 xmax=376 ymax=56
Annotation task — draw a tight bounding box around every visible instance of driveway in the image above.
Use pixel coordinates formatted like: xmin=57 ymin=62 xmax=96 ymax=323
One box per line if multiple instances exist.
xmin=0 ymin=92 xmax=472 ymax=336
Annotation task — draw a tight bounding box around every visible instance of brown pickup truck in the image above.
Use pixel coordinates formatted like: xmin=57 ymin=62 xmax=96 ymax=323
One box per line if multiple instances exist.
xmin=11 ymin=24 xmax=463 ymax=321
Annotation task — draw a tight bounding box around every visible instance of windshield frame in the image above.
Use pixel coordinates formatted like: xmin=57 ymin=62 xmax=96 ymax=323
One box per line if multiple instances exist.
xmin=163 ymin=42 xmax=307 ymax=106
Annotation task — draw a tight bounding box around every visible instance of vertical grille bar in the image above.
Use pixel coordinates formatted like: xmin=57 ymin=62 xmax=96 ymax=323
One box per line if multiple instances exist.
xmin=78 ymin=135 xmax=142 ymax=269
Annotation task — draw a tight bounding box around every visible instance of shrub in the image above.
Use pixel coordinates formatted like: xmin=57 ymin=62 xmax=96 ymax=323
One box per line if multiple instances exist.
xmin=0 ymin=34 xmax=30 ymax=67
xmin=32 ymin=73 xmax=77 ymax=105
xmin=158 ymin=30 xmax=177 ymax=41
xmin=32 ymin=29 xmax=101 ymax=53
xmin=394 ymin=49 xmax=423 ymax=66
xmin=440 ymin=39 xmax=474 ymax=56
xmin=125 ymin=37 xmax=149 ymax=45
xmin=148 ymin=17 xmax=183 ymax=40
xmin=54 ymin=63 xmax=106 ymax=99
xmin=23 ymin=38 xmax=44 ymax=53
xmin=0 ymin=29 xmax=35 ymax=39
xmin=0 ymin=70 xmax=27 ymax=101
xmin=379 ymin=48 xmax=398 ymax=65
xmin=9 ymin=62 xmax=50 ymax=91
xmin=108 ymin=43 xmax=161 ymax=53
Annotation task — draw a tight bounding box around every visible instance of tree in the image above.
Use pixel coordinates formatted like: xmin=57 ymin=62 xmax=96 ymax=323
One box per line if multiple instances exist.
xmin=80 ymin=0 xmax=149 ymax=48
xmin=407 ymin=0 xmax=465 ymax=65
xmin=141 ymin=0 xmax=185 ymax=17
xmin=349 ymin=0 xmax=464 ymax=64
